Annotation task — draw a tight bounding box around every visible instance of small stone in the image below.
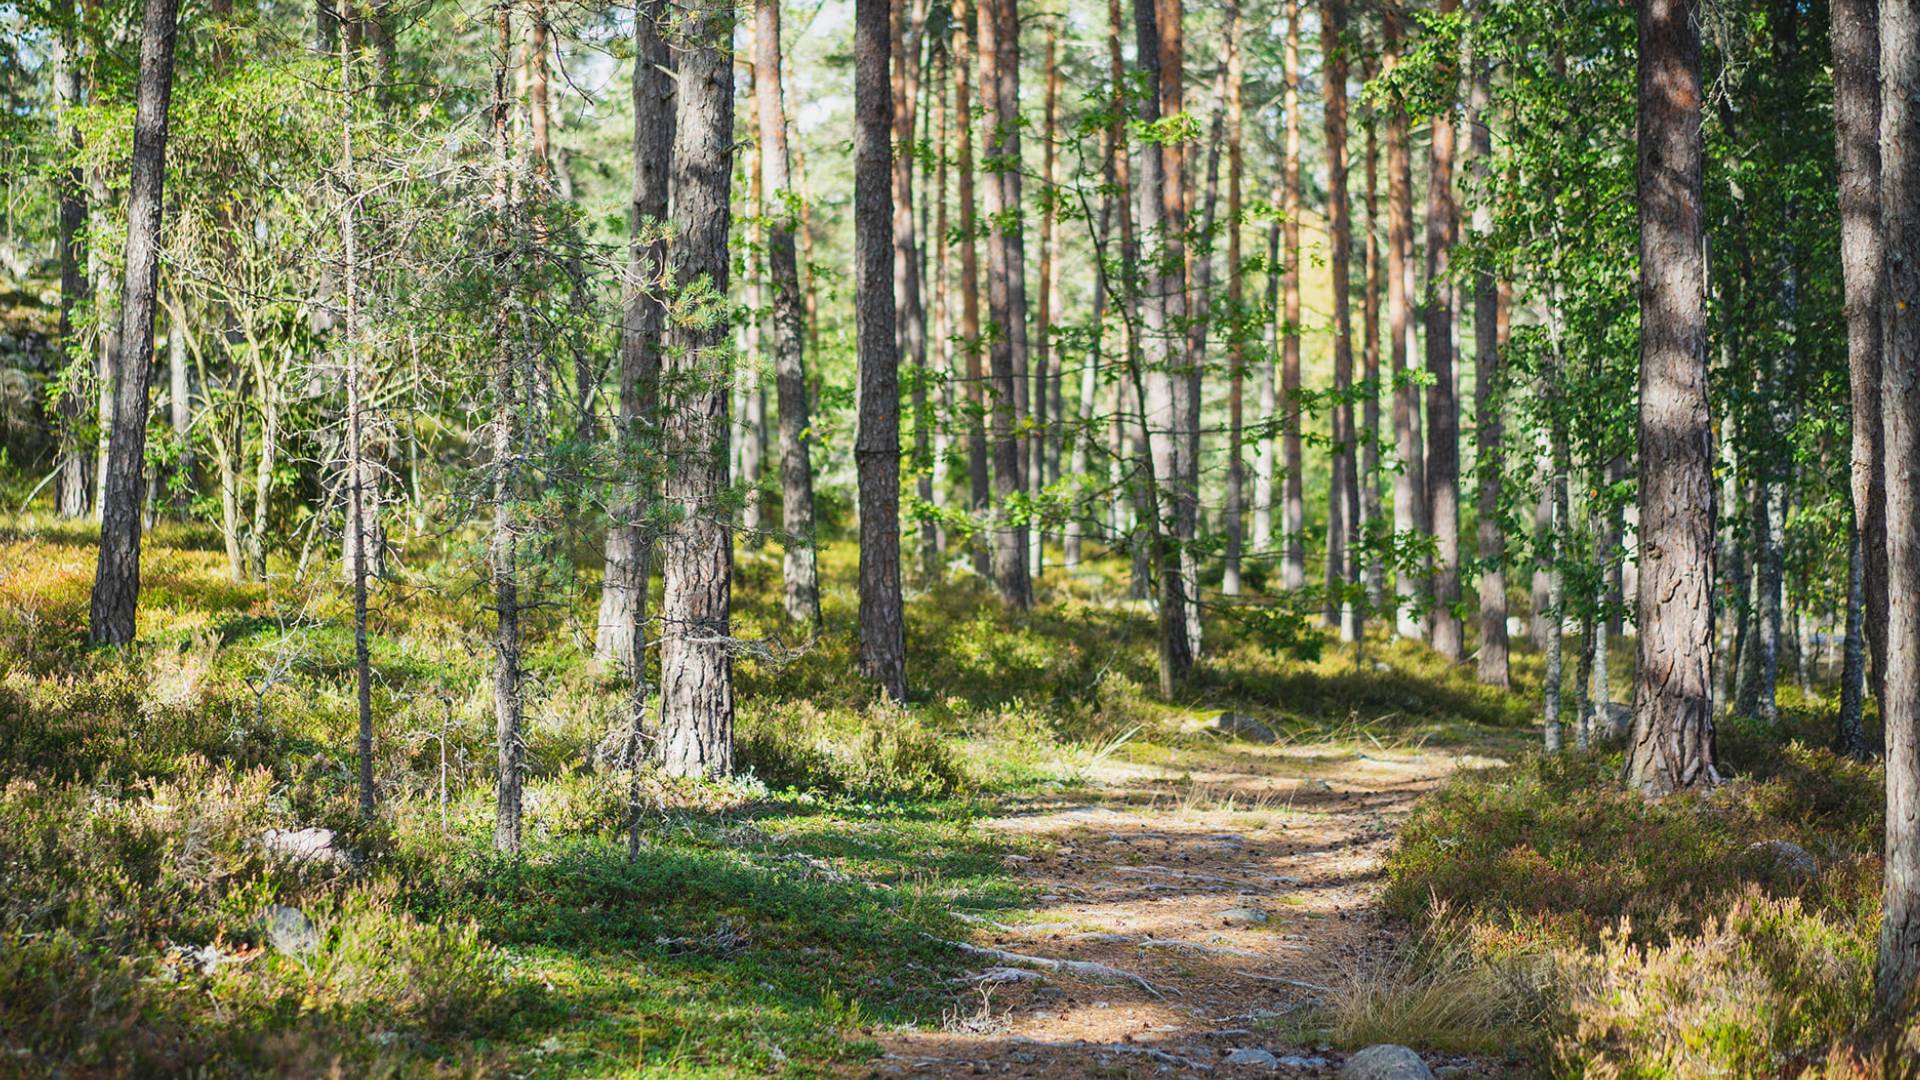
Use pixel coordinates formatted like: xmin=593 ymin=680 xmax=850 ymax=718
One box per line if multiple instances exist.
xmin=260 ymin=904 xmax=319 ymax=956
xmin=1743 ymin=839 xmax=1819 ymax=882
xmin=1217 ymin=906 xmax=1269 ymax=928
xmin=1224 ymin=1048 xmax=1280 ymax=1068
xmin=259 ymin=827 xmax=355 ymax=870
xmin=1340 ymin=1045 xmax=1434 ymax=1080
xmin=1278 ymin=1056 xmax=1331 ymax=1069
xmin=1214 ymin=712 xmax=1278 ymax=743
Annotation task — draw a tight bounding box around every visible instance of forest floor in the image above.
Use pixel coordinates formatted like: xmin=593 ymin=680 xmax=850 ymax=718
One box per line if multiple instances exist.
xmin=872 ymin=731 xmax=1524 ymax=1078
xmin=2 ymin=514 xmax=1895 ymax=1077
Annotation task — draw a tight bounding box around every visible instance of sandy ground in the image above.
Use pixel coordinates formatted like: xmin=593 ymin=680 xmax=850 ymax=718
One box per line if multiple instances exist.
xmin=864 ymin=736 xmax=1512 ymax=1078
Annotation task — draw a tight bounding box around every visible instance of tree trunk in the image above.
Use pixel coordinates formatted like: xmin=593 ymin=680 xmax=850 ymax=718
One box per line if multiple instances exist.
xmin=1253 ymin=217 xmax=1278 ymax=554
xmin=891 ymin=0 xmax=930 ymax=580
xmin=597 ymin=0 xmax=673 ymax=669
xmin=1626 ymin=0 xmax=1718 ymax=797
xmin=1132 ymin=0 xmax=1193 ymax=689
xmin=1467 ymin=15 xmax=1508 ymax=686
xmin=53 ymin=16 xmax=91 ymax=520
xmin=658 ymin=0 xmax=739 ymax=772
xmin=1031 ymin=23 xmax=1061 ymax=581
xmin=757 ymin=0 xmax=820 ymax=627
xmin=337 ymin=10 xmax=376 ymax=821
xmin=1384 ymin=3 xmax=1422 ymax=640
xmin=487 ymin=0 xmax=525 ymax=853
xmin=1876 ymin=0 xmax=1920 ymax=1013
xmin=1222 ymin=0 xmax=1245 ymax=597
xmin=1280 ymin=0 xmax=1306 ymax=592
xmin=1832 ymin=0 xmax=1888 ymax=707
xmin=88 ymin=0 xmax=179 ymax=647
xmin=741 ymin=97 xmax=767 ymax=542
xmin=953 ymin=12 xmax=991 ymax=579
xmin=1323 ymin=0 xmax=1360 ymax=641
xmin=976 ymin=0 xmax=1032 ymax=608
xmin=1840 ymin=519 xmax=1870 ymax=759
xmin=1424 ymin=0 xmax=1463 ymax=661
xmin=856 ymin=0 xmax=908 ymax=700
xmin=1360 ymin=63 xmax=1384 ymax=609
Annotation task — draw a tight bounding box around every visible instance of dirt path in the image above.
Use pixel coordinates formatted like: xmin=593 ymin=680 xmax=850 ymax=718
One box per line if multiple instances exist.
xmin=870 ymin=735 xmax=1511 ymax=1077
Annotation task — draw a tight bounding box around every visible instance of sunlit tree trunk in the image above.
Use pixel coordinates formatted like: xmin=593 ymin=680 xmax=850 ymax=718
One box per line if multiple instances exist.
xmin=976 ymin=0 xmax=1032 ymax=607
xmin=1876 ymin=0 xmax=1920 ymax=1013
xmin=1323 ymin=0 xmax=1360 ymax=641
xmin=1626 ymin=0 xmax=1718 ymax=797
xmin=1031 ymin=23 xmax=1062 ymax=581
xmin=891 ymin=0 xmax=929 ymax=579
xmin=89 ymin=0 xmax=179 ymax=646
xmin=1383 ymin=2 xmax=1423 ymax=640
xmin=1280 ymin=0 xmax=1305 ymax=592
xmin=597 ymin=0 xmax=672 ymax=671
xmin=658 ymin=0 xmax=740 ymax=771
xmin=757 ymin=0 xmax=820 ymax=627
xmin=1132 ymin=0 xmax=1193 ymax=689
xmin=487 ymin=0 xmax=525 ymax=852
xmin=1360 ymin=63 xmax=1384 ymax=608
xmin=53 ymin=15 xmax=91 ymax=520
xmin=1222 ymin=0 xmax=1246 ymax=597
xmin=1467 ymin=11 xmax=1508 ymax=686
xmin=1424 ymin=0 xmax=1463 ymax=661
xmin=950 ymin=17 xmax=991 ymax=580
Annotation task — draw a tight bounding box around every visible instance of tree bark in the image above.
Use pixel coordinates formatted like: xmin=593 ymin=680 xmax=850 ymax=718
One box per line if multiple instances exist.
xmin=658 ymin=0 xmax=739 ymax=772
xmin=88 ymin=0 xmax=180 ymax=647
xmin=1360 ymin=57 xmax=1384 ymax=608
xmin=1323 ymin=0 xmax=1360 ymax=641
xmin=1876 ymin=0 xmax=1920 ymax=1013
xmin=756 ymin=0 xmax=820 ymax=627
xmin=1626 ymin=0 xmax=1718 ymax=798
xmin=1423 ymin=0 xmax=1463 ymax=661
xmin=488 ymin=0 xmax=524 ymax=853
xmin=597 ymin=0 xmax=672 ymax=672
xmin=1031 ymin=23 xmax=1062 ymax=581
xmin=976 ymin=0 xmax=1032 ymax=608
xmin=338 ymin=7 xmax=376 ymax=821
xmin=53 ymin=15 xmax=91 ymax=520
xmin=857 ymin=0 xmax=908 ymax=700
xmin=1132 ymin=0 xmax=1193 ymax=689
xmin=1222 ymin=0 xmax=1246 ymax=597
xmin=1280 ymin=0 xmax=1306 ymax=592
xmin=891 ymin=0 xmax=930 ymax=579
xmin=1833 ymin=0 xmax=1889 ymax=707
xmin=1467 ymin=11 xmax=1508 ymax=687
xmin=1384 ymin=3 xmax=1423 ymax=640
xmin=953 ymin=10 xmax=992 ymax=579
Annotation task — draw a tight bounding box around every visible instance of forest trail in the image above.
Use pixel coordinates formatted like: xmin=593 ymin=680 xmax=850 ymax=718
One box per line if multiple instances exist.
xmin=871 ymin=732 xmax=1513 ymax=1077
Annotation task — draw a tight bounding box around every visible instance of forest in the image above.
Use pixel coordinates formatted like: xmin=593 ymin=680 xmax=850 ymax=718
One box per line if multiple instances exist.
xmin=0 ymin=0 xmax=1917 ymax=1073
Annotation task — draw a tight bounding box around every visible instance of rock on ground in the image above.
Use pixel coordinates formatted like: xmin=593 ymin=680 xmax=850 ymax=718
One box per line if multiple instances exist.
xmin=1340 ymin=1044 xmax=1434 ymax=1080
xmin=1743 ymin=839 xmax=1818 ymax=882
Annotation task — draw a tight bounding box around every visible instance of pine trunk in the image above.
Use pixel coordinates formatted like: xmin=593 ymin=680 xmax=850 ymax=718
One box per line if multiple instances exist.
xmin=856 ymin=0 xmax=908 ymax=699
xmin=1423 ymin=0 xmax=1463 ymax=661
xmin=88 ymin=0 xmax=180 ymax=646
xmin=757 ymin=0 xmax=820 ymax=627
xmin=597 ymin=0 xmax=672 ymax=671
xmin=1626 ymin=0 xmax=1718 ymax=797
xmin=658 ymin=0 xmax=739 ymax=772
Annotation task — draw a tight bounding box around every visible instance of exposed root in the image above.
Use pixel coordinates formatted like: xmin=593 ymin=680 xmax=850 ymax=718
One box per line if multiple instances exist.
xmin=928 ymin=936 xmax=1172 ymax=998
